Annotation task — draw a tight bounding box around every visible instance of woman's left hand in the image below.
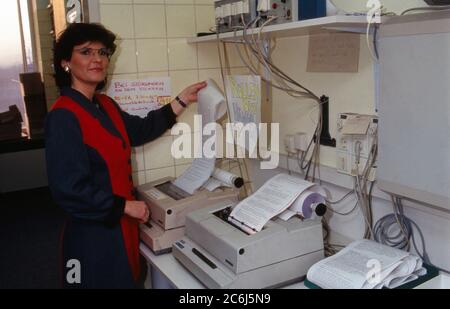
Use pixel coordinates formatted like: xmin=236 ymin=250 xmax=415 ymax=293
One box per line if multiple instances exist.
xmin=177 ymin=81 xmax=208 ymax=105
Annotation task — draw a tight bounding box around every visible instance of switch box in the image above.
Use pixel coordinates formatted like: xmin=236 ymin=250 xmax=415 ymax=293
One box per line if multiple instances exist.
xmin=215 ymin=0 xmax=258 ymax=33
xmin=336 ymin=113 xmax=378 ymax=177
xmin=259 ymin=0 xmax=294 ymax=24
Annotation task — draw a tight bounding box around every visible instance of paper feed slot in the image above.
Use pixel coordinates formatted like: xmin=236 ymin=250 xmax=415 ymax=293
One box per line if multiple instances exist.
xmin=213 ymin=206 xmax=261 ymax=235
xmin=155 ymin=181 xmax=191 ymax=201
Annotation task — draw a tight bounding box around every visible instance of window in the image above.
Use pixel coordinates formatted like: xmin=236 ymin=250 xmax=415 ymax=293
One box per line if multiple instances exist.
xmin=0 ymin=0 xmax=36 ymax=122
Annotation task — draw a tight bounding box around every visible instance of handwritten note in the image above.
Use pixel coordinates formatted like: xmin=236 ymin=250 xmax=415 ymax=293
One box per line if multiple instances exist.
xmin=307 ymin=33 xmax=360 ymax=73
xmin=106 ymin=78 xmax=172 ymax=118
xmin=225 ymin=75 xmax=261 ymax=126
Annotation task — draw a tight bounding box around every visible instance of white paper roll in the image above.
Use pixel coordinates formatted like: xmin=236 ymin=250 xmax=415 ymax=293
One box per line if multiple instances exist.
xmin=212 ymin=168 xmax=244 ymax=188
xmin=197 ymin=79 xmax=227 ymax=124
xmin=173 ymin=79 xmax=226 ymax=194
xmin=280 ymin=189 xmax=327 ymax=220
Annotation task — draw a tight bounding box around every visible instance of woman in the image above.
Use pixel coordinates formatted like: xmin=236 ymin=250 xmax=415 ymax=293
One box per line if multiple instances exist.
xmin=45 ymin=23 xmax=206 ymax=288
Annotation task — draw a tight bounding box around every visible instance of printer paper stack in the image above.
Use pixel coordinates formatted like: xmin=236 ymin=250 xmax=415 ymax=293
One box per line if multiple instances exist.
xmin=306 ymin=239 xmax=427 ymax=289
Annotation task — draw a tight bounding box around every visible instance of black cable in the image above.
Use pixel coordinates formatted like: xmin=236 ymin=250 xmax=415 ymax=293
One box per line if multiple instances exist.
xmin=373 ymin=25 xmax=380 ymax=60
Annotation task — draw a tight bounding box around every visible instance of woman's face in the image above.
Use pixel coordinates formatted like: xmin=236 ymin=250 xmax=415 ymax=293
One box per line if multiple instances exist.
xmin=62 ymin=41 xmax=111 ymax=88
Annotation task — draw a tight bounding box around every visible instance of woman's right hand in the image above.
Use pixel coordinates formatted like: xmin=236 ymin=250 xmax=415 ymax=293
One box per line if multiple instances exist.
xmin=124 ymin=201 xmax=150 ymax=223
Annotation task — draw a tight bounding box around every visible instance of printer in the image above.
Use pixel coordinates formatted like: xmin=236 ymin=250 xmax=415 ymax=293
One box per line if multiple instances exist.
xmin=172 ymin=200 xmax=324 ymax=289
xmin=137 ymin=176 xmax=239 ymax=255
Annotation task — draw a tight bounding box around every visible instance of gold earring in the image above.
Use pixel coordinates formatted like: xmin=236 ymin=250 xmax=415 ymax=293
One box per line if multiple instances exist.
xmin=64 ymin=66 xmax=70 ymax=73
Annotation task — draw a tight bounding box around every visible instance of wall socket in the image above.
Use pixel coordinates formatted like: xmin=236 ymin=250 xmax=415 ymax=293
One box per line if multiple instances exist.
xmin=285 ymin=132 xmax=307 ymax=154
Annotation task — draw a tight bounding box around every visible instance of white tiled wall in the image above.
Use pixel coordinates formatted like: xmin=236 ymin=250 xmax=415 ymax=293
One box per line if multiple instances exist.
xmin=100 ymin=0 xmax=247 ymax=185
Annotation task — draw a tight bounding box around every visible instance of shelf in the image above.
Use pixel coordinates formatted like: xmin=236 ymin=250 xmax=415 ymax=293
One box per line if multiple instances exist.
xmin=188 ymin=15 xmax=383 ymax=44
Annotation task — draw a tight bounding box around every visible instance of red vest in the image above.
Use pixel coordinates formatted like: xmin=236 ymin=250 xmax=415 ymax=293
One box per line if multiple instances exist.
xmin=52 ymin=94 xmax=140 ymax=281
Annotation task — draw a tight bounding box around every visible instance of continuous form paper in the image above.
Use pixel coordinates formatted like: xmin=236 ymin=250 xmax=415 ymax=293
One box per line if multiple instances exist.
xmin=202 ymin=177 xmax=225 ymax=192
xmin=172 ymin=158 xmax=216 ymax=195
xmin=306 ymin=239 xmax=426 ymax=289
xmin=228 ymin=174 xmax=315 ymax=234
xmin=173 ymin=79 xmax=227 ymax=194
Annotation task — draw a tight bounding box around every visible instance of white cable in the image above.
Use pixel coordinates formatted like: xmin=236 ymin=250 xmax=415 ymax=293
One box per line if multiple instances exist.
xmin=366 ymin=22 xmax=379 ymax=63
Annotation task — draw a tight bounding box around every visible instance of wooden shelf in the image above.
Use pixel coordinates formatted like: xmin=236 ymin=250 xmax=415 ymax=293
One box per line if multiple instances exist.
xmin=188 ymin=15 xmax=383 ymax=44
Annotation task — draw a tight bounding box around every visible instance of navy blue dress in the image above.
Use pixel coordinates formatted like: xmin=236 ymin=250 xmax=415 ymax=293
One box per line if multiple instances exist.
xmin=45 ymin=87 xmax=176 ymax=288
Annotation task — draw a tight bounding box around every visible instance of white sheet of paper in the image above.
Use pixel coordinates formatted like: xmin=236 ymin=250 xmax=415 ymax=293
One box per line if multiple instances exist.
xmin=202 ymin=178 xmax=225 ymax=192
xmin=173 ymin=158 xmax=216 ymax=195
xmin=228 ymin=174 xmax=315 ymax=233
xmin=225 ymin=75 xmax=261 ymax=154
xmin=278 ymin=209 xmax=297 ymax=221
xmin=225 ymin=75 xmax=261 ymax=126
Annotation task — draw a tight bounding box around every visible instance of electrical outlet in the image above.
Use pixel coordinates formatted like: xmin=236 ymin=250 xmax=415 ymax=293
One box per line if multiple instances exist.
xmin=284 ymin=134 xmax=296 ymax=154
xmin=336 ymin=152 xmax=349 ymax=174
xmin=294 ymin=132 xmax=307 ymax=152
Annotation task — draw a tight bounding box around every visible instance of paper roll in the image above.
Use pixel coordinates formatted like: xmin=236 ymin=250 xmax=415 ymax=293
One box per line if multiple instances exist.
xmin=197 ymin=79 xmax=227 ymax=123
xmin=212 ymin=168 xmax=244 ymax=188
xmin=173 ymin=79 xmax=226 ymax=194
xmin=289 ymin=189 xmax=327 ymax=219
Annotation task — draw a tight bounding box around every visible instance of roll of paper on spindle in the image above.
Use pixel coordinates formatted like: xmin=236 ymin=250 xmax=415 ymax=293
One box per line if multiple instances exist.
xmin=290 ymin=190 xmax=327 ymax=219
xmin=212 ymin=168 xmax=244 ymax=188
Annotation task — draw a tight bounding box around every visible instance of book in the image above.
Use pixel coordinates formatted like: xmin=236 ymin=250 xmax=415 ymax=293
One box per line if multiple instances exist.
xmin=306 ymin=239 xmax=429 ymax=289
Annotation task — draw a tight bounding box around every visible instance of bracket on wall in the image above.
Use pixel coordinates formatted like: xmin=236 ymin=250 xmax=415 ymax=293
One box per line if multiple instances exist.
xmin=316 ymin=95 xmax=336 ymax=148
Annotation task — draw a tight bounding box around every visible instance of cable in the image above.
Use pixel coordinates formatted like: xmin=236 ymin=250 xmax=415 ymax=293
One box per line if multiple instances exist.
xmin=327 ymin=200 xmax=359 ymax=216
xmin=366 ymin=22 xmax=379 ymax=63
xmin=401 ymin=5 xmax=450 ymax=15
xmin=373 ymin=24 xmax=380 ymax=60
xmin=216 ymin=21 xmax=253 ymax=197
xmin=234 ymin=14 xmax=323 ymax=182
xmin=326 ymin=189 xmax=355 ymax=204
xmin=373 ymin=195 xmax=450 ymax=274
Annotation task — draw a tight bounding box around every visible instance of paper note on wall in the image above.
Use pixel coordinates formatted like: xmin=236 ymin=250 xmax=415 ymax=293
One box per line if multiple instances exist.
xmin=225 ymin=75 xmax=261 ymax=126
xmin=225 ymin=75 xmax=261 ymax=154
xmin=307 ymin=33 xmax=360 ymax=73
xmin=106 ymin=78 xmax=172 ymax=118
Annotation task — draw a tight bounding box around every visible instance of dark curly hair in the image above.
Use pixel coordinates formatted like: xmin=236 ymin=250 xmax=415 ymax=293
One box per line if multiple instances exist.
xmin=53 ymin=23 xmax=117 ymax=91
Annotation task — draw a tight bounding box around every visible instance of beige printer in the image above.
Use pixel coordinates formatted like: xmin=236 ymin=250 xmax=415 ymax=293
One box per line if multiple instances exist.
xmin=172 ymin=200 xmax=324 ymax=289
xmin=137 ymin=176 xmax=240 ymax=255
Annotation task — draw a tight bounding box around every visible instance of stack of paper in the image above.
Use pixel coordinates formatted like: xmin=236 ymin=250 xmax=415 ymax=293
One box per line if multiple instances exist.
xmin=307 ymin=239 xmax=426 ymax=289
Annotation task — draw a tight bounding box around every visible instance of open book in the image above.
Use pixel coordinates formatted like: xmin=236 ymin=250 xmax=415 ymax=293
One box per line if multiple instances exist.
xmin=306 ymin=240 xmax=427 ymax=289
